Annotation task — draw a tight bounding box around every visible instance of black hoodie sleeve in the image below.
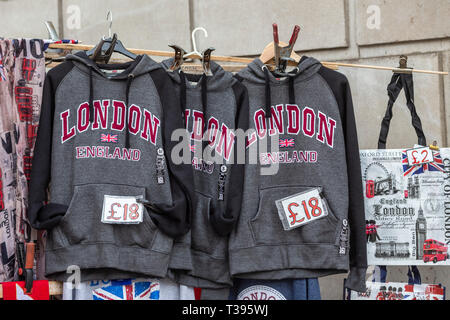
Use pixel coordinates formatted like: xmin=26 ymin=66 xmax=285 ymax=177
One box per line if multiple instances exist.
xmin=210 ymin=81 xmax=249 ymax=236
xmin=148 ymin=68 xmax=193 ymax=238
xmin=28 ymin=62 xmax=74 ymax=230
xmin=318 ymin=66 xmax=368 ymax=293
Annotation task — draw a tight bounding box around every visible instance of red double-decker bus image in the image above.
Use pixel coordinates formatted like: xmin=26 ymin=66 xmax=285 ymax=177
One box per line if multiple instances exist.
xmin=423 ymin=239 xmax=449 ymax=263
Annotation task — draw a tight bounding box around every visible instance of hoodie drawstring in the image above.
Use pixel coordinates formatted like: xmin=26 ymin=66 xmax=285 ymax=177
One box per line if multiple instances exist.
xmin=88 ymin=66 xmax=94 ymax=122
xmin=179 ymin=70 xmax=187 ymax=123
xmin=87 ymin=67 xmax=135 ymax=148
xmin=124 ymin=73 xmax=135 ymax=148
xmin=179 ymin=71 xmax=207 ymax=134
xmin=263 ymin=66 xmax=297 ymax=118
xmin=201 ymin=74 xmax=208 ymax=119
xmin=288 ymin=75 xmax=296 ymax=104
xmin=263 ymin=66 xmax=272 ymax=118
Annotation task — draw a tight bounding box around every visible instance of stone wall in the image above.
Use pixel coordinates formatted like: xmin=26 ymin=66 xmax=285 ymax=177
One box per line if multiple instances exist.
xmin=1 ymin=0 xmax=449 ymax=300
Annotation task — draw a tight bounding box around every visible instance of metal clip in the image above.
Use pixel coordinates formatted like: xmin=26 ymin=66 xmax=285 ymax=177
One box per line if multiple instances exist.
xmin=395 ymin=55 xmax=413 ymax=74
xmin=167 ymin=45 xmax=186 ymax=72
xmin=272 ymin=24 xmax=301 ymax=76
xmin=202 ymin=47 xmax=215 ymax=76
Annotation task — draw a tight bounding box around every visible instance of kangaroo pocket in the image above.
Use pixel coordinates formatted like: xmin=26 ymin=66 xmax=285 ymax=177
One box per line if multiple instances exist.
xmin=191 ymin=192 xmax=227 ymax=258
xmin=249 ymin=185 xmax=340 ymax=246
xmin=53 ymin=183 xmax=157 ymax=249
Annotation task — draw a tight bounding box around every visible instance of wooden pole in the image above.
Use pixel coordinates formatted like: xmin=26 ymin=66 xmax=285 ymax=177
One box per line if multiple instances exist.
xmin=47 ymin=43 xmax=448 ymax=75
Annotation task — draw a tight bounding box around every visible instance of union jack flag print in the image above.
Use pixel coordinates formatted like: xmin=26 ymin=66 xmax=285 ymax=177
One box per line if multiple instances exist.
xmin=92 ymin=280 xmax=160 ymax=300
xmin=0 ymin=59 xmax=6 ymax=82
xmin=279 ymin=138 xmax=295 ymax=148
xmin=100 ymin=133 xmax=118 ymax=143
xmin=402 ymin=150 xmax=445 ymax=176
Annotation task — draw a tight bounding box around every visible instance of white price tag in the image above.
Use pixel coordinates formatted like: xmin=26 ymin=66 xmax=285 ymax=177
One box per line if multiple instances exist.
xmin=101 ymin=195 xmax=144 ymax=224
xmin=406 ymin=146 xmax=434 ymax=166
xmin=275 ymin=188 xmax=328 ymax=231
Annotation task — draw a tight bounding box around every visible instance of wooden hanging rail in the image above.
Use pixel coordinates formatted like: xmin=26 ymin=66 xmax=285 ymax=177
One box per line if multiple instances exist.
xmin=48 ymin=43 xmax=448 ymax=75
xmin=324 ymin=61 xmax=448 ymax=75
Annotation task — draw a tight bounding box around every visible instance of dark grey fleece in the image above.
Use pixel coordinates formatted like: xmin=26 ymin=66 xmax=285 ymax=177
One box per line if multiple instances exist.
xmin=28 ymin=53 xmax=192 ymax=282
xmin=228 ymin=57 xmax=367 ymax=293
xmin=159 ymin=58 xmax=248 ymax=288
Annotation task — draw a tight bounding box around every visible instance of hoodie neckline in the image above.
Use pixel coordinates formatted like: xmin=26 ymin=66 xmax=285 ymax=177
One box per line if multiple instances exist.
xmin=181 ymin=72 xmax=207 ymax=90
xmin=67 ymin=51 xmax=149 ymax=80
xmin=96 ymin=58 xmax=142 ymax=79
xmin=247 ymin=55 xmax=319 ymax=86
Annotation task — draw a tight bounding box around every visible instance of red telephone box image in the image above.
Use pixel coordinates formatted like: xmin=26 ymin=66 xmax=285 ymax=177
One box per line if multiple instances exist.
xmin=423 ymin=239 xmax=449 ymax=263
xmin=366 ymin=180 xmax=375 ymax=198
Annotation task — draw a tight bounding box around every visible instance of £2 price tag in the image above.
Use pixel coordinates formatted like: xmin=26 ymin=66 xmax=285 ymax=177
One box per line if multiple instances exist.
xmin=275 ymin=188 xmax=328 ymax=231
xmin=406 ymin=146 xmax=434 ymax=166
xmin=101 ymin=195 xmax=144 ymax=224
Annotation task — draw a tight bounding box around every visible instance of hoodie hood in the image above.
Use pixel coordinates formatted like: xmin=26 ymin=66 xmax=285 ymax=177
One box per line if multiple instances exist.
xmin=240 ymin=55 xmax=322 ymax=85
xmin=66 ymin=51 xmax=161 ymax=78
xmin=160 ymin=58 xmax=237 ymax=130
xmin=238 ymin=56 xmax=322 ymax=118
xmin=65 ymin=51 xmax=162 ymax=148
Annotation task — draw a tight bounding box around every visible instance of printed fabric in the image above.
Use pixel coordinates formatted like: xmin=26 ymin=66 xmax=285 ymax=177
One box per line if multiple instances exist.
xmin=2 ymin=280 xmax=49 ymax=300
xmin=62 ymin=277 xmax=196 ymax=300
xmin=0 ymin=39 xmax=45 ymax=282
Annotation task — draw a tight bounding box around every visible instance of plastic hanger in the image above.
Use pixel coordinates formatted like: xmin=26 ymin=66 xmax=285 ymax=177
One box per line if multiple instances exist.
xmin=86 ymin=11 xmax=137 ymax=63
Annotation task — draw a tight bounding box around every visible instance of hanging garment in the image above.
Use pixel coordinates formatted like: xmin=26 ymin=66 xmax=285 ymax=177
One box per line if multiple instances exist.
xmin=0 ymin=39 xmax=45 ymax=282
xmin=229 ymin=56 xmax=367 ymax=293
xmin=62 ymin=277 xmax=196 ymax=300
xmin=27 ymin=51 xmax=193 ymax=282
xmin=229 ymin=278 xmax=321 ymax=300
xmin=159 ymin=58 xmax=249 ymax=290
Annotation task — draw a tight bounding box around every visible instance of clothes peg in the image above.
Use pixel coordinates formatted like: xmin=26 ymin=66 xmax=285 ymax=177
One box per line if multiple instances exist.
xmin=272 ymin=24 xmax=300 ymax=76
xmin=167 ymin=45 xmax=187 ymax=72
xmin=429 ymin=140 xmax=440 ymax=151
xmin=395 ymin=55 xmax=413 ymax=74
xmin=202 ymin=47 xmax=215 ymax=76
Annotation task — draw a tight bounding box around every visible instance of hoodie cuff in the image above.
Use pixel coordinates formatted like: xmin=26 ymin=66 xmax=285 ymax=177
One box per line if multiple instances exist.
xmin=210 ymin=212 xmax=235 ymax=236
xmin=29 ymin=203 xmax=68 ymax=230
xmin=344 ymin=266 xmax=368 ymax=293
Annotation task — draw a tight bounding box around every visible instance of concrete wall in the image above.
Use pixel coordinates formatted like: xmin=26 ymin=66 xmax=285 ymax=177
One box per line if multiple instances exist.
xmin=1 ymin=0 xmax=450 ymax=300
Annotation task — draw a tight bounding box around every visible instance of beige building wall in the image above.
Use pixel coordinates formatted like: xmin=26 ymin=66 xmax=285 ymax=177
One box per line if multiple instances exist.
xmin=1 ymin=0 xmax=449 ymax=299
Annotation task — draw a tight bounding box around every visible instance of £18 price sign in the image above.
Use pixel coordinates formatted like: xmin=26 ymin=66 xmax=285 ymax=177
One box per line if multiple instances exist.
xmin=276 ymin=188 xmax=328 ymax=230
xmin=102 ymin=195 xmax=144 ymax=224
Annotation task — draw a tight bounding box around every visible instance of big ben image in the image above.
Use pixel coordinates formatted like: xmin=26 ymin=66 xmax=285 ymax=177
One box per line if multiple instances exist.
xmin=415 ymin=204 xmax=427 ymax=260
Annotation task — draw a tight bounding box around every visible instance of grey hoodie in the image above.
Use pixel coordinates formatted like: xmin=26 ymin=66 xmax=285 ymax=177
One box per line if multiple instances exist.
xmin=28 ymin=52 xmax=193 ymax=281
xmin=229 ymin=57 xmax=367 ymax=292
xmin=160 ymin=59 xmax=249 ymax=288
